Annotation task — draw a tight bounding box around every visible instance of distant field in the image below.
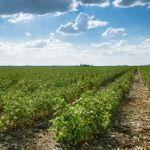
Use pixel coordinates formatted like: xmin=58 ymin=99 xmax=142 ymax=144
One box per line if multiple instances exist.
xmin=0 ymin=66 xmax=150 ymax=144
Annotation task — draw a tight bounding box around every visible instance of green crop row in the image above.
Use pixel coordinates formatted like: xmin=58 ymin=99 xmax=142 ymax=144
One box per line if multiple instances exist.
xmin=50 ymin=70 xmax=134 ymax=144
xmin=0 ymin=67 xmax=130 ymax=131
xmin=140 ymin=67 xmax=150 ymax=90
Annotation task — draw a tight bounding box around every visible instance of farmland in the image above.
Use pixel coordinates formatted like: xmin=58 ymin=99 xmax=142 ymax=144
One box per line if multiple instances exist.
xmin=0 ymin=66 xmax=150 ymax=149
xmin=140 ymin=67 xmax=150 ymax=90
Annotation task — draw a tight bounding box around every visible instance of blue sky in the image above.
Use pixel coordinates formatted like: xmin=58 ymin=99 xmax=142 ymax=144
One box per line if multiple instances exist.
xmin=0 ymin=0 xmax=150 ymax=66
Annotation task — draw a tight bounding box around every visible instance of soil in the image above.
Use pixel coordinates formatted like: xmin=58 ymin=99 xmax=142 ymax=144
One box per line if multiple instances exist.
xmin=0 ymin=70 xmax=150 ymax=150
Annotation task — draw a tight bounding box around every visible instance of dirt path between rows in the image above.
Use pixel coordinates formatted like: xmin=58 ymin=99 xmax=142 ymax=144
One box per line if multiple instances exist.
xmin=0 ymin=70 xmax=150 ymax=150
xmin=110 ymin=70 xmax=150 ymax=149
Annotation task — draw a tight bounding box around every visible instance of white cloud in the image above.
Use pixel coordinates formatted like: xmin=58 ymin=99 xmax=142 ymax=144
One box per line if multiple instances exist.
xmin=51 ymin=12 xmax=67 ymax=17
xmin=0 ymin=34 xmax=73 ymax=61
xmin=79 ymin=0 xmax=110 ymax=7
xmin=122 ymin=33 xmax=127 ymax=36
xmin=25 ymin=32 xmax=31 ymax=37
xmin=23 ymin=39 xmax=48 ymax=48
xmin=0 ymin=36 xmax=150 ymax=66
xmin=102 ymin=27 xmax=126 ymax=37
xmin=57 ymin=12 xmax=108 ymax=35
xmin=116 ymin=39 xmax=128 ymax=46
xmin=88 ymin=20 xmax=108 ymax=29
xmin=113 ymin=0 xmax=150 ymax=8
xmin=23 ymin=33 xmax=71 ymax=49
xmin=90 ymin=39 xmax=150 ymax=57
xmin=1 ymin=12 xmax=34 ymax=24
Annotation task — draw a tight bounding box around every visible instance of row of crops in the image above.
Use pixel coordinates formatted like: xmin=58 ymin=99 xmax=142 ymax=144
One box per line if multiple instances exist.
xmin=0 ymin=66 xmax=135 ymax=144
xmin=140 ymin=67 xmax=150 ymax=90
xmin=50 ymin=70 xmax=134 ymax=144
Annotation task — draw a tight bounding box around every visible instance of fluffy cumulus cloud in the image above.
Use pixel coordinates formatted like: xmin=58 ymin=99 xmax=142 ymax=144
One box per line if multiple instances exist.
xmin=57 ymin=13 xmax=108 ymax=35
xmin=0 ymin=0 xmax=77 ymax=15
xmin=1 ymin=12 xmax=34 ymax=23
xmin=79 ymin=0 xmax=110 ymax=7
xmin=113 ymin=0 xmax=150 ymax=8
xmin=102 ymin=27 xmax=126 ymax=37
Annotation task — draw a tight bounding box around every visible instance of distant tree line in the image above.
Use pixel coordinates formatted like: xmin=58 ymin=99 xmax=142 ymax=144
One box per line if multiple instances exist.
xmin=80 ymin=64 xmax=93 ymax=67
